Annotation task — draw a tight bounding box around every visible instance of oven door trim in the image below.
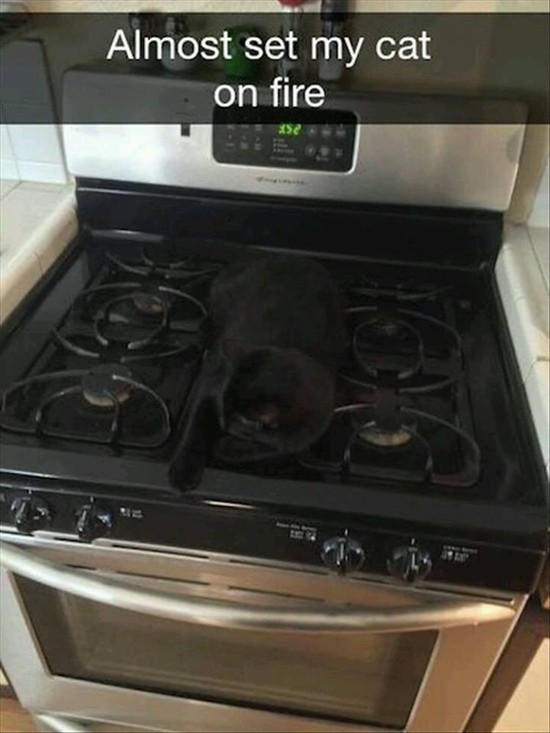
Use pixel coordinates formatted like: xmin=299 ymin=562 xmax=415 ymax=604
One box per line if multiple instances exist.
xmin=0 ymin=534 xmax=526 ymax=733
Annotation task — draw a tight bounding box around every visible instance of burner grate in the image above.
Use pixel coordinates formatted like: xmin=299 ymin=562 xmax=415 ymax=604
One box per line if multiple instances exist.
xmin=0 ymin=249 xmax=217 ymax=451
xmin=341 ymin=303 xmax=463 ymax=395
xmin=106 ymin=247 xmax=223 ymax=286
xmin=298 ymin=401 xmax=480 ymax=488
xmin=210 ymin=272 xmax=481 ymax=492
xmin=0 ymin=367 xmax=172 ymax=448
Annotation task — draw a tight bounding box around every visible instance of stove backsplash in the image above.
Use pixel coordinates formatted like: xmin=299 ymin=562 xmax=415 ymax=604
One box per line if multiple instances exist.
xmin=76 ymin=180 xmax=503 ymax=271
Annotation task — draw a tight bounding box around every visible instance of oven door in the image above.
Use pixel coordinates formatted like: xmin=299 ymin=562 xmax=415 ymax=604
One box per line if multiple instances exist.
xmin=0 ymin=535 xmax=523 ymax=733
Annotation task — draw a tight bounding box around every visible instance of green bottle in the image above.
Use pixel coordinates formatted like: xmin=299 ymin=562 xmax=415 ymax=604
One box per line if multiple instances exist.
xmin=224 ymin=26 xmax=259 ymax=80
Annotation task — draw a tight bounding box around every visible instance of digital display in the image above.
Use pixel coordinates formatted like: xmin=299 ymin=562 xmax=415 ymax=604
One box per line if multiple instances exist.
xmin=213 ymin=106 xmax=357 ymax=172
xmin=277 ymin=123 xmax=303 ymax=137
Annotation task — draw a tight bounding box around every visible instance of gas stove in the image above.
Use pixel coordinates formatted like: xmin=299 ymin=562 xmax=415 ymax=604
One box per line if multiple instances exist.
xmin=0 ymin=83 xmax=547 ymax=602
xmin=0 ymin=190 xmax=546 ymax=595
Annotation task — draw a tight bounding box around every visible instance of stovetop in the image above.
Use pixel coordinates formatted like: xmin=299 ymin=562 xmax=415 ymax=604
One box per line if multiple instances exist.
xmin=0 ymin=184 xmax=547 ymax=593
xmin=3 ymin=244 xmax=482 ymax=491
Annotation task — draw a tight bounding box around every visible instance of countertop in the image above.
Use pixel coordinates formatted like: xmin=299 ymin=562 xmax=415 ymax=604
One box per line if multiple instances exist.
xmin=497 ymin=224 xmax=550 ymax=479
xmin=0 ymin=178 xmax=77 ymax=323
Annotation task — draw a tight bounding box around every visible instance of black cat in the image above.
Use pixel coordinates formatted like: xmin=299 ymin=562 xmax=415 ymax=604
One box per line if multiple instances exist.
xmin=170 ymin=254 xmax=344 ymax=480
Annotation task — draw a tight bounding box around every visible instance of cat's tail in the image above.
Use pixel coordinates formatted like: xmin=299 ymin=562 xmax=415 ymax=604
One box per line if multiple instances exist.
xmin=169 ymin=348 xmax=230 ymax=490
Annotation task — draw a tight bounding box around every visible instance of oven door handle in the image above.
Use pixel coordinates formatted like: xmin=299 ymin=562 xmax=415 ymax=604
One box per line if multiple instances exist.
xmin=0 ymin=542 xmax=514 ymax=633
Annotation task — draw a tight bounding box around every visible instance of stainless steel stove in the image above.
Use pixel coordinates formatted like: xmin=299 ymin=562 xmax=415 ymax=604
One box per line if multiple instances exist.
xmin=0 ymin=71 xmax=547 ymax=733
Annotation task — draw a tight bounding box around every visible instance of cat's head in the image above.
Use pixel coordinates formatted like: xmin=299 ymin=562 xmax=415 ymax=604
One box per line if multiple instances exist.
xmin=210 ymin=340 xmax=335 ymax=463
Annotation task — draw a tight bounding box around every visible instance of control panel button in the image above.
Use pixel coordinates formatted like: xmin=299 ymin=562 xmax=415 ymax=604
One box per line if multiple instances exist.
xmin=321 ymin=536 xmax=365 ymax=575
xmin=10 ymin=496 xmax=51 ymax=534
xmin=305 ymin=144 xmax=317 ymax=158
xmin=334 ymin=148 xmax=344 ymax=159
xmin=75 ymin=503 xmax=113 ymax=542
xmin=319 ymin=145 xmax=331 ymax=158
xmin=321 ymin=125 xmax=332 ymax=139
xmin=239 ymin=140 xmax=250 ymax=151
xmin=306 ymin=126 xmax=318 ymax=138
xmin=335 ymin=125 xmax=347 ymax=140
xmin=387 ymin=544 xmax=432 ymax=583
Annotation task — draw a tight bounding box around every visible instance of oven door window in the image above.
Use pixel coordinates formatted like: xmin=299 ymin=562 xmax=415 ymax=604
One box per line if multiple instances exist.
xmin=15 ymin=573 xmax=437 ymax=729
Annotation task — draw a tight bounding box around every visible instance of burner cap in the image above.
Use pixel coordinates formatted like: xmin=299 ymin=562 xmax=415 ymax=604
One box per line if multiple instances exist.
xmin=361 ymin=317 xmax=408 ymax=341
xmin=132 ymin=291 xmax=165 ymax=316
xmin=359 ymin=425 xmax=412 ymax=448
xmin=82 ymin=364 xmax=133 ymax=408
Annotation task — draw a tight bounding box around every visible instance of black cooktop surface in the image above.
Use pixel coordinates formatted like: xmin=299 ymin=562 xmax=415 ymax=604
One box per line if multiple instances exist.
xmin=0 ymin=187 xmax=547 ymax=547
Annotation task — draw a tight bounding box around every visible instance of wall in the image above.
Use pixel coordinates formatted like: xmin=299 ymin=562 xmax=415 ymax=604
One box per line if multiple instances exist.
xmin=529 ymin=157 xmax=550 ymax=228
xmin=493 ymin=639 xmax=550 ymax=733
xmin=0 ymin=39 xmax=67 ymax=183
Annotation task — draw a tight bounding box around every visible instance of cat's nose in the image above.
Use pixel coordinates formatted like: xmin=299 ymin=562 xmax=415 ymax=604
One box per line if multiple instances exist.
xmin=230 ymin=413 xmax=263 ymax=437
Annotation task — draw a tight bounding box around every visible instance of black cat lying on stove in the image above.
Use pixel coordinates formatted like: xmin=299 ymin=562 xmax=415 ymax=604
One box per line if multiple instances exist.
xmin=170 ymin=255 xmax=344 ymax=479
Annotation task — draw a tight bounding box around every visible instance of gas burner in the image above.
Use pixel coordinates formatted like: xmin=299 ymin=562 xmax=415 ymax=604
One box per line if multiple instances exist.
xmin=342 ymin=276 xmax=452 ymax=303
xmin=367 ymin=317 xmax=408 ymax=339
xmin=106 ymin=248 xmax=223 ymax=284
xmin=82 ymin=364 xmax=133 ymax=408
xmin=298 ymin=402 xmax=480 ymax=488
xmin=358 ymin=424 xmax=413 ymax=448
xmin=53 ymin=328 xmax=200 ymax=366
xmin=131 ymin=291 xmax=165 ymax=316
xmin=91 ymin=283 xmax=206 ymax=348
xmin=341 ymin=306 xmax=463 ymax=395
xmin=0 ymin=368 xmax=172 ymax=448
xmin=58 ymin=281 xmax=207 ymax=356
xmin=353 ymin=312 xmax=424 ymax=381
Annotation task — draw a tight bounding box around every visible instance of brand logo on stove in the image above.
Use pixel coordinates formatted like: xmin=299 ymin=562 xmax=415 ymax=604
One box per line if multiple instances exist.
xmin=256 ymin=176 xmax=307 ymax=187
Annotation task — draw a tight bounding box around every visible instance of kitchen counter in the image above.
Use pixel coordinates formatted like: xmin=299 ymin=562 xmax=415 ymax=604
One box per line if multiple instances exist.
xmin=0 ymin=179 xmax=77 ymax=324
xmin=497 ymin=224 xmax=550 ymax=478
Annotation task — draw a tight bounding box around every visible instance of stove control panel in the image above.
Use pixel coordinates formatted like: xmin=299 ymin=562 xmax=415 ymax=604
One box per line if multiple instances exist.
xmin=0 ymin=488 xmax=545 ymax=594
xmin=213 ymin=107 xmax=357 ymax=172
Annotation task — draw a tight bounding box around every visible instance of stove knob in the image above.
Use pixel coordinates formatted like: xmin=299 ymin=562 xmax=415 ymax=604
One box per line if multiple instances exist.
xmin=11 ymin=497 xmax=51 ymax=534
xmin=321 ymin=536 xmax=365 ymax=575
xmin=75 ymin=504 xmax=113 ymax=542
xmin=388 ymin=544 xmax=432 ymax=583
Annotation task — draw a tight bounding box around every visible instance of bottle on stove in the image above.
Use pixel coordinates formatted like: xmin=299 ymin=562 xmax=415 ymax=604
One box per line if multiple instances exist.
xmin=127 ymin=12 xmax=162 ymax=71
xmin=318 ymin=0 xmax=348 ymax=82
xmin=161 ymin=14 xmax=196 ymax=74
xmin=276 ymin=0 xmax=307 ymax=81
